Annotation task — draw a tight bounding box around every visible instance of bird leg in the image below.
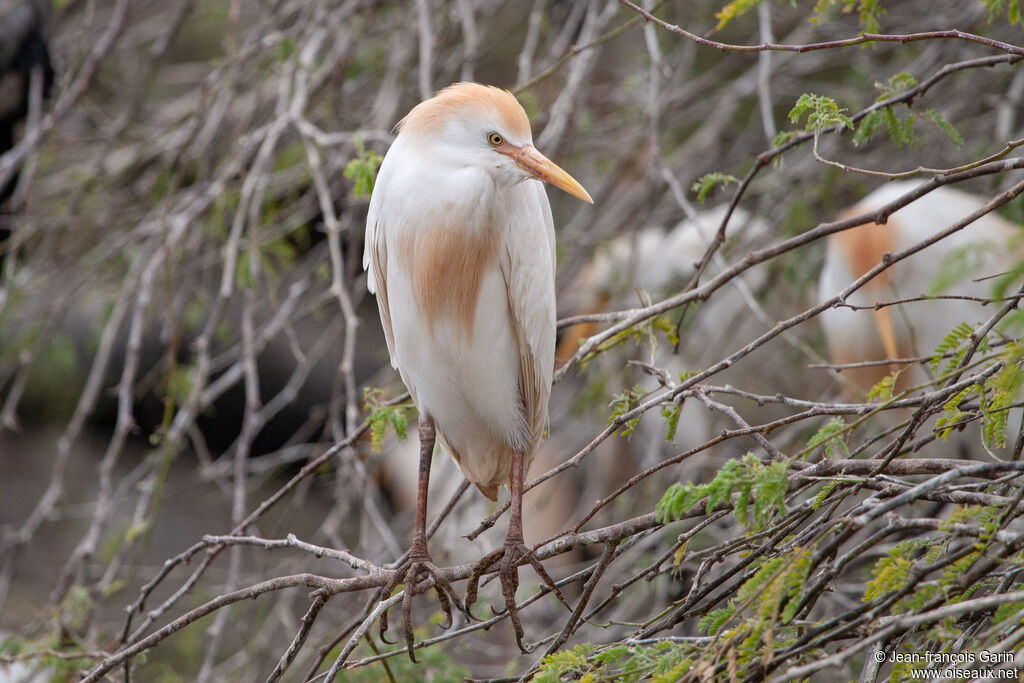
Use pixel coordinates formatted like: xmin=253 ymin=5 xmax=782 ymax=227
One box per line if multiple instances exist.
xmin=378 ymin=416 xmax=464 ymax=661
xmin=465 ymin=448 xmax=569 ymax=653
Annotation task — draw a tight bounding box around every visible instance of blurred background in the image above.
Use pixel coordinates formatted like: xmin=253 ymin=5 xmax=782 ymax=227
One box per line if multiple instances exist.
xmin=1 ymin=0 xmax=1023 ymax=680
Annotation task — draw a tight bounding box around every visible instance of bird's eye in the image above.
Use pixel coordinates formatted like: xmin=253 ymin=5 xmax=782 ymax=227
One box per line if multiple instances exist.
xmin=487 ymin=132 xmax=504 ymax=146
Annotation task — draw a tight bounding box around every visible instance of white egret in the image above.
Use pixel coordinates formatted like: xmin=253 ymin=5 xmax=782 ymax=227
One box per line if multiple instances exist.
xmin=363 ymin=82 xmax=592 ymax=653
xmin=819 ymin=181 xmax=1021 ymax=395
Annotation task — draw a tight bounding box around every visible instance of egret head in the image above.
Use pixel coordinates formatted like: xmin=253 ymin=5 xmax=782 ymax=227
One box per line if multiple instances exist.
xmin=397 ymin=82 xmax=593 ymax=203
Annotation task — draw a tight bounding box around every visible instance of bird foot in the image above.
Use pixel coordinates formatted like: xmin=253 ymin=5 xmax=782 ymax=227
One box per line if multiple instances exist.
xmin=379 ymin=547 xmax=464 ymax=662
xmin=465 ymin=537 xmax=568 ymax=653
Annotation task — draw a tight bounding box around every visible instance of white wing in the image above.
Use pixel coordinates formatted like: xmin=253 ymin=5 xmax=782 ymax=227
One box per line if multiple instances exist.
xmin=501 ymin=180 xmax=557 ymax=448
xmin=363 ymin=174 xmax=398 ymax=368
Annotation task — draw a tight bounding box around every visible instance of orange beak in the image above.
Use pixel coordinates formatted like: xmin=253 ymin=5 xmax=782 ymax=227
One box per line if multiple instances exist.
xmin=503 ymin=144 xmax=593 ymax=204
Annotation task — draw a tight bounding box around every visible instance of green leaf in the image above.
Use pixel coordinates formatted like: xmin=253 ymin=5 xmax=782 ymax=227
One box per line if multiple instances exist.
xmin=863 ymin=540 xmax=922 ymax=601
xmin=773 ymin=130 xmax=799 ymax=148
xmin=923 ymin=108 xmax=964 ymax=148
xmin=534 ymin=644 xmax=597 ymax=683
xmin=980 ymin=348 xmax=1024 ymax=448
xmin=935 ymin=385 xmax=976 ymax=441
xmin=882 ymin=107 xmax=915 ymax=148
xmin=882 ymin=72 xmax=918 ymax=93
xmin=656 ymin=453 xmax=788 ymax=531
xmin=714 ymin=0 xmax=761 ymax=30
xmin=661 ymin=402 xmax=682 ymax=444
xmin=811 ymin=0 xmax=884 ymax=31
xmin=343 ymin=137 xmax=384 ymax=198
xmin=752 ymin=460 xmax=789 ymax=524
xmin=699 ymin=604 xmax=735 ymax=635
xmin=855 ymin=73 xmax=925 ymax=148
xmin=788 ymin=93 xmax=854 ymax=133
xmin=807 ymin=417 xmax=850 ymax=458
xmin=853 ymin=0 xmax=883 ymax=32
xmin=929 ymin=321 xmax=975 ymax=374
xmin=691 ymin=172 xmax=739 ymax=203
xmin=867 ymin=369 xmax=901 ymax=402
xmin=363 ymin=387 xmax=412 ymax=452
xmin=736 ymin=548 xmax=811 ymax=630
xmin=811 ymin=481 xmax=839 ymax=511
xmin=608 ymin=384 xmax=646 ymax=436
xmin=982 ymin=0 xmax=1022 ymax=23
xmin=853 ymin=109 xmax=885 ymax=147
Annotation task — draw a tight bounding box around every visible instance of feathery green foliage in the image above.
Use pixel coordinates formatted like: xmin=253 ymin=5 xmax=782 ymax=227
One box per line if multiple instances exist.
xmin=661 ymin=401 xmax=682 ymax=444
xmin=867 ymin=369 xmax=901 ymax=402
xmin=609 ymin=384 xmax=647 ymax=436
xmin=863 ymin=539 xmax=923 ymax=602
xmin=773 ymin=129 xmax=799 ymax=147
xmin=980 ymin=341 xmax=1024 ymax=447
xmin=811 ymin=0 xmax=884 ymax=32
xmin=344 ymin=137 xmax=383 ymax=198
xmin=807 ymin=417 xmax=850 ymax=458
xmin=856 ymin=106 xmax=910 ymax=148
xmin=993 ymin=592 xmax=1024 ymax=624
xmin=363 ymin=387 xmax=411 ymax=452
xmin=581 ymin=316 xmax=675 ymax=367
xmin=533 ymin=645 xmax=599 ymax=683
xmin=789 ymin=93 xmax=854 ymax=134
xmin=739 ymin=549 xmax=812 ymax=625
xmin=698 ymin=548 xmax=814 ymax=672
xmin=534 ymin=640 xmax=702 ymax=682
xmin=929 ymin=321 xmax=976 ymax=375
xmin=863 ymin=507 xmax=1003 ymax=618
xmin=923 ymin=108 xmax=965 ymax=147
xmin=691 ymin=172 xmax=739 ymax=202
xmin=852 ymin=73 xmax=964 ymax=149
xmin=699 ymin=605 xmax=736 ymax=636
xmin=935 ymin=385 xmax=975 ymax=441
xmin=714 ymin=0 xmax=761 ymax=30
xmin=982 ymin=0 xmax=1022 ymax=23
xmin=852 ymin=0 xmax=883 ymax=30
xmin=656 ymin=453 xmax=788 ymax=531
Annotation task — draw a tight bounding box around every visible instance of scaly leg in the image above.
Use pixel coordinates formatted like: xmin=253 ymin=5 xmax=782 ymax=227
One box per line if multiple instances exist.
xmin=465 ymin=449 xmax=569 ymax=652
xmin=379 ymin=416 xmax=464 ymax=661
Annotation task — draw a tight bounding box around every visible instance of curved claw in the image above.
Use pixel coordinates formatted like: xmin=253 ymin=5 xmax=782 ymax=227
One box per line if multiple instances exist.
xmin=401 ymin=576 xmax=418 ymax=663
xmin=379 ymin=614 xmax=397 ymax=645
xmin=378 ymin=570 xmax=402 ymax=644
xmin=378 ymin=556 xmax=463 ymax=661
xmin=465 ymin=546 xmax=504 ymax=620
xmin=499 ymin=544 xmax=529 ymax=653
xmin=464 ymin=597 xmax=487 ymax=622
xmin=434 ymin=581 xmax=455 ymax=629
xmin=465 ymin=540 xmax=559 ymax=653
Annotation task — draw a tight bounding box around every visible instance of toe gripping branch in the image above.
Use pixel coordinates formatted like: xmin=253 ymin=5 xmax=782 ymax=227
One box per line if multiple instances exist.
xmin=378 ymin=539 xmax=465 ymax=662
xmin=378 ymin=416 xmax=466 ymax=662
xmin=464 ymin=447 xmax=571 ymax=653
xmin=464 ymin=534 xmax=570 ymax=653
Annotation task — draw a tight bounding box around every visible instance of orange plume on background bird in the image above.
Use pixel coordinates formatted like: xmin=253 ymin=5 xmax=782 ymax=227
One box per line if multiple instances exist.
xmin=818 ymin=181 xmax=1022 ymax=396
xmin=363 ymin=82 xmax=592 ymax=656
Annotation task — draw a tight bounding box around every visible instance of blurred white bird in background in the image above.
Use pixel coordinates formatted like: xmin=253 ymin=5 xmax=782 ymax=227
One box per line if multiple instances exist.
xmin=818 ymin=181 xmax=1022 ymax=414
xmin=363 ymin=82 xmax=592 ymax=653
xmin=555 ymin=205 xmax=771 ymax=468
